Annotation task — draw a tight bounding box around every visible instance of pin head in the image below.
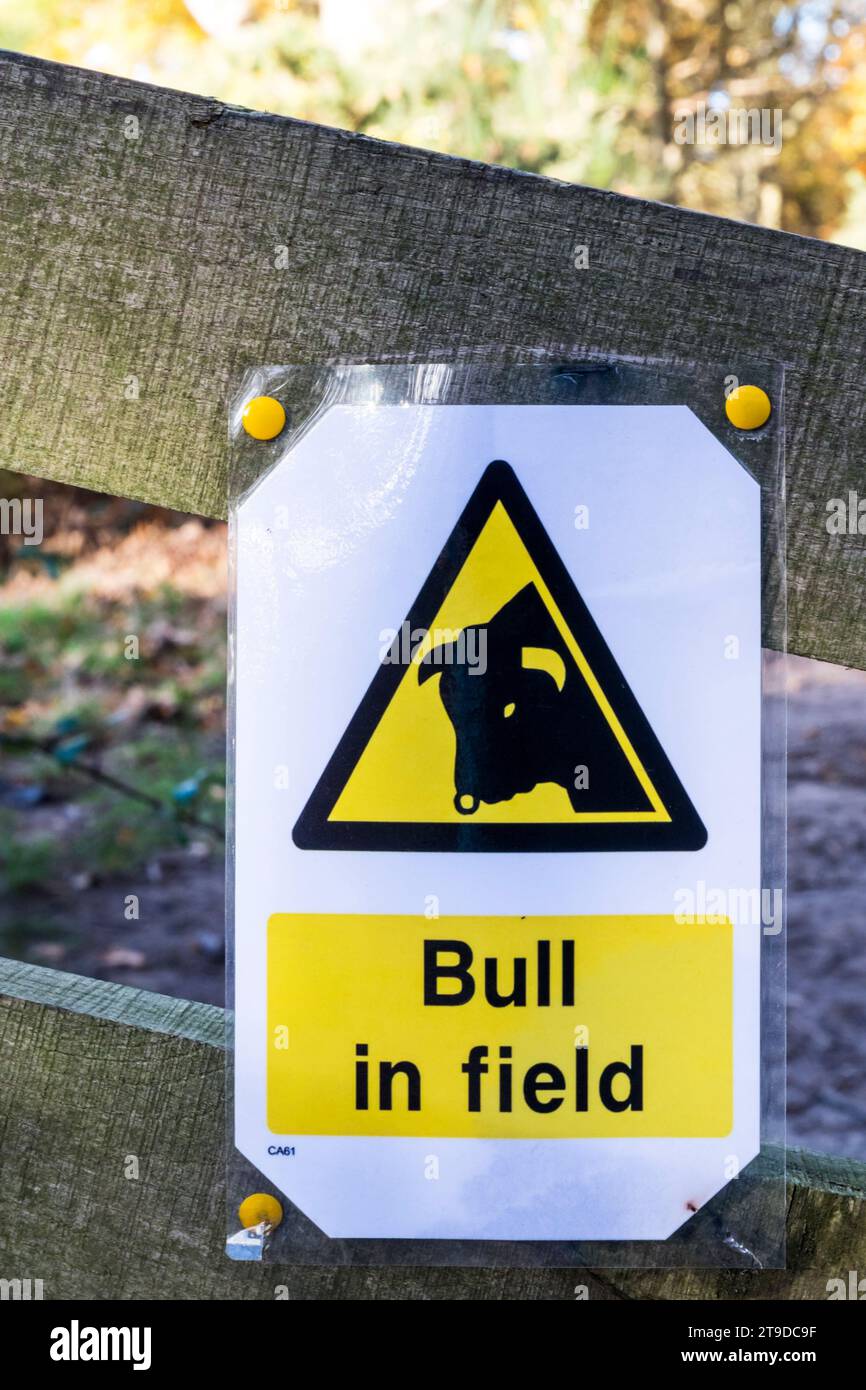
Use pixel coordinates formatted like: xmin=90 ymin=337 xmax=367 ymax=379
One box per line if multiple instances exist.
xmin=725 ymin=384 xmax=771 ymax=431
xmin=238 ymin=1192 xmax=283 ymax=1230
xmin=242 ymin=395 xmax=286 ymax=441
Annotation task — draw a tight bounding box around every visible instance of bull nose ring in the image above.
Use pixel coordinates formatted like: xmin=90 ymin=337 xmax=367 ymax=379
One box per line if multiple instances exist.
xmin=455 ymin=792 xmax=480 ymax=816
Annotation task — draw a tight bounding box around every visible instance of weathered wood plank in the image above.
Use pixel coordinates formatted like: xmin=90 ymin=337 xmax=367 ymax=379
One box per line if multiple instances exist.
xmin=0 ymin=52 xmax=864 ymax=666
xmin=0 ymin=962 xmax=862 ymax=1300
xmin=0 ymin=957 xmax=225 ymax=1047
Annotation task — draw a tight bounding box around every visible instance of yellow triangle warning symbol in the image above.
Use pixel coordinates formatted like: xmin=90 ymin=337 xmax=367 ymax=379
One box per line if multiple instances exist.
xmin=293 ymin=461 xmax=706 ymax=852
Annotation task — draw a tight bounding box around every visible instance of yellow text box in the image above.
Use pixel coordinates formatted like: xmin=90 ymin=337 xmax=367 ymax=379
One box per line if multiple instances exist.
xmin=267 ymin=914 xmax=732 ymax=1138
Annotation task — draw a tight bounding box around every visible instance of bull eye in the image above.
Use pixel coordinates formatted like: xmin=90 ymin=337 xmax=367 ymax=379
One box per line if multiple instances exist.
xmin=503 ymin=702 xmax=516 ymax=718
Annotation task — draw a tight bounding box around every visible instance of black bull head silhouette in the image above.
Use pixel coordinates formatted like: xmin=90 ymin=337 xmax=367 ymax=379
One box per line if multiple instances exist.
xmin=419 ymin=583 xmax=645 ymax=816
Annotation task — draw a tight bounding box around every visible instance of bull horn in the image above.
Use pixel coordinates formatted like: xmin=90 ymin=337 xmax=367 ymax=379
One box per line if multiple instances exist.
xmin=418 ymin=640 xmax=459 ymax=683
xmin=521 ymin=645 xmax=566 ymax=691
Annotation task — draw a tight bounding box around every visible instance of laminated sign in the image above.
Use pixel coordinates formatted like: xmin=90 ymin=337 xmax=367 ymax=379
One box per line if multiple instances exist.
xmin=233 ymin=392 xmax=762 ymax=1244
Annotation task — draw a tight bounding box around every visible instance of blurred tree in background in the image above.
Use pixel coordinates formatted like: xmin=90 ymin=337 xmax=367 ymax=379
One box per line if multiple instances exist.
xmin=0 ymin=0 xmax=863 ymax=243
xmin=587 ymin=0 xmax=866 ymax=237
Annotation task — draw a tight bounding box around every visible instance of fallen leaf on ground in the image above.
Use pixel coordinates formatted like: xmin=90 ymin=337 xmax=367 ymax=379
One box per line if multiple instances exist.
xmin=100 ymin=947 xmax=146 ymax=969
xmin=30 ymin=942 xmax=67 ymax=963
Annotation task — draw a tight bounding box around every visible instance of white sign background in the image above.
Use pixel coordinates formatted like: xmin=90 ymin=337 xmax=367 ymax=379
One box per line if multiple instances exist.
xmin=233 ymin=403 xmax=761 ymax=1240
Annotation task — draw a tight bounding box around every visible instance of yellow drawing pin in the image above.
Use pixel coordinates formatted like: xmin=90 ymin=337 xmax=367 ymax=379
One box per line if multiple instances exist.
xmin=238 ymin=1193 xmax=283 ymax=1229
xmin=725 ymin=384 xmax=771 ymax=431
xmin=242 ymin=395 xmax=286 ymax=441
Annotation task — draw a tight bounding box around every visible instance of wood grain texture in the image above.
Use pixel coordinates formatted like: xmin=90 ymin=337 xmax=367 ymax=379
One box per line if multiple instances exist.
xmin=0 ymin=52 xmax=864 ymax=665
xmin=0 ymin=957 xmax=225 ymax=1046
xmin=0 ymin=963 xmax=863 ymax=1300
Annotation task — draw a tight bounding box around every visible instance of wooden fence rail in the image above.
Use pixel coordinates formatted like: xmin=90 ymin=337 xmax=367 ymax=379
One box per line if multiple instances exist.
xmin=0 ymin=959 xmax=864 ymax=1300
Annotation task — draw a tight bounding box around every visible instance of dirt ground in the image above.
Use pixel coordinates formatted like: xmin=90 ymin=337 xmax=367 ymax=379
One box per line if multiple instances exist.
xmin=21 ymin=844 xmax=227 ymax=1005
xmin=785 ymin=656 xmax=866 ymax=1160
xmin=0 ymin=491 xmax=228 ymax=1002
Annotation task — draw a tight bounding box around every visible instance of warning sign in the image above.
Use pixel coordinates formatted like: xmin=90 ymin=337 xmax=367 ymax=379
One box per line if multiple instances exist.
xmin=232 ymin=398 xmax=762 ymax=1244
xmin=268 ymin=912 xmax=732 ymax=1138
xmin=293 ymin=462 xmax=706 ymax=851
